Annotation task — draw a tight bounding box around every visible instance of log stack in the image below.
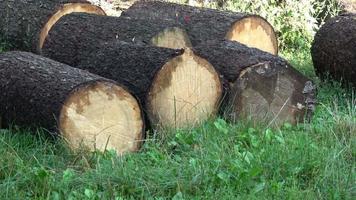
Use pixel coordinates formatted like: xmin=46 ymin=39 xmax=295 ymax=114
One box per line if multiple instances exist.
xmin=0 ymin=0 xmax=317 ymax=153
xmin=0 ymin=0 xmax=105 ymax=52
xmin=43 ymin=40 xmax=222 ymax=128
xmin=0 ymin=51 xmax=144 ymax=154
xmin=311 ymin=13 xmax=356 ymax=87
xmin=122 ymin=1 xmax=279 ymax=54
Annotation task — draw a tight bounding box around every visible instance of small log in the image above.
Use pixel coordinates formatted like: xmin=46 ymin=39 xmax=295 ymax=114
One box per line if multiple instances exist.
xmin=194 ymin=40 xmax=316 ymax=125
xmin=0 ymin=51 xmax=144 ymax=154
xmin=312 ymin=13 xmax=356 ymax=87
xmin=43 ymin=40 xmax=222 ymax=128
xmin=43 ymin=13 xmax=191 ymax=51
xmin=123 ymin=1 xmax=278 ymax=54
xmin=0 ymin=0 xmax=105 ymax=52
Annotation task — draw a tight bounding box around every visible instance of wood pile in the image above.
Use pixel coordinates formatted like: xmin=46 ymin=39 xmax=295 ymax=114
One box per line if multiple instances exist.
xmin=0 ymin=0 xmax=317 ymax=154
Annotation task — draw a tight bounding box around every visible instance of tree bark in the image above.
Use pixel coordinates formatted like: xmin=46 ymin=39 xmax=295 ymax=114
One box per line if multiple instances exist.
xmin=312 ymin=13 xmax=356 ymax=87
xmin=194 ymin=40 xmax=316 ymax=125
xmin=0 ymin=51 xmax=144 ymax=154
xmin=43 ymin=13 xmax=191 ymax=51
xmin=43 ymin=40 xmax=222 ymax=128
xmin=122 ymin=1 xmax=278 ymax=54
xmin=0 ymin=0 xmax=105 ymax=52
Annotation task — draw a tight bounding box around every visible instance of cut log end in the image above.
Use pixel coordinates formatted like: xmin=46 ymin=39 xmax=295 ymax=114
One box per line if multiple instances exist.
xmin=226 ymin=16 xmax=278 ymax=55
xmin=150 ymin=27 xmax=192 ymax=49
xmin=59 ymin=81 xmax=143 ymax=155
xmin=39 ymin=3 xmax=106 ymax=51
xmin=148 ymin=49 xmax=222 ymax=128
xmin=227 ymin=63 xmax=315 ymax=126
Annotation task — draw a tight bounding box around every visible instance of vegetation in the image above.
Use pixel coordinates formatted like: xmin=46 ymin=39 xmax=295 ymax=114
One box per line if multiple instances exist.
xmin=0 ymin=0 xmax=354 ymax=199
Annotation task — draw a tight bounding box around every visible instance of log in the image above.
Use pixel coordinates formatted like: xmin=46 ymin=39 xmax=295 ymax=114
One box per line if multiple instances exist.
xmin=43 ymin=40 xmax=222 ymax=128
xmin=194 ymin=40 xmax=316 ymax=125
xmin=43 ymin=13 xmax=191 ymax=51
xmin=122 ymin=1 xmax=278 ymax=54
xmin=338 ymin=0 xmax=356 ymax=13
xmin=0 ymin=51 xmax=144 ymax=154
xmin=312 ymin=13 xmax=356 ymax=87
xmin=0 ymin=0 xmax=105 ymax=52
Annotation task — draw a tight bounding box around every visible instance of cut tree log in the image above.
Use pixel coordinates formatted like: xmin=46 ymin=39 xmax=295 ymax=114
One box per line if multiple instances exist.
xmin=122 ymin=1 xmax=278 ymax=54
xmin=312 ymin=13 xmax=356 ymax=87
xmin=194 ymin=40 xmax=316 ymax=125
xmin=0 ymin=51 xmax=144 ymax=154
xmin=43 ymin=40 xmax=222 ymax=128
xmin=42 ymin=13 xmax=192 ymax=51
xmin=0 ymin=0 xmax=105 ymax=52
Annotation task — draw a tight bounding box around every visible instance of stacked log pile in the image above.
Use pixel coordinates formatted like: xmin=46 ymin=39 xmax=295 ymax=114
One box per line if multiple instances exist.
xmin=0 ymin=0 xmax=319 ymax=153
xmin=42 ymin=40 xmax=223 ymax=128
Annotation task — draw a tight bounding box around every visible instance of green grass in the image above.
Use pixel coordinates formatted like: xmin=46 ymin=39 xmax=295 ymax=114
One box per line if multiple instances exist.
xmin=0 ymin=46 xmax=354 ymax=199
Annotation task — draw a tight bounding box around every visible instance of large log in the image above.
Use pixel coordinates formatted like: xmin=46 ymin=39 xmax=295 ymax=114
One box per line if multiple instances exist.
xmin=0 ymin=51 xmax=144 ymax=154
xmin=43 ymin=39 xmax=222 ymax=128
xmin=312 ymin=13 xmax=356 ymax=87
xmin=122 ymin=1 xmax=278 ymax=54
xmin=42 ymin=13 xmax=191 ymax=51
xmin=0 ymin=0 xmax=105 ymax=52
xmin=194 ymin=40 xmax=316 ymax=125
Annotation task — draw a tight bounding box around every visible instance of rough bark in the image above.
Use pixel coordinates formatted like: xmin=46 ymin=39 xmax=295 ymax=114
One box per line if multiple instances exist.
xmin=43 ymin=13 xmax=191 ymax=51
xmin=0 ymin=51 xmax=144 ymax=153
xmin=195 ymin=40 xmax=316 ymax=125
xmin=122 ymin=1 xmax=278 ymax=54
xmin=43 ymin=40 xmax=222 ymax=128
xmin=312 ymin=13 xmax=356 ymax=87
xmin=44 ymin=40 xmax=183 ymax=102
xmin=0 ymin=51 xmax=116 ymax=131
xmin=0 ymin=0 xmax=105 ymax=52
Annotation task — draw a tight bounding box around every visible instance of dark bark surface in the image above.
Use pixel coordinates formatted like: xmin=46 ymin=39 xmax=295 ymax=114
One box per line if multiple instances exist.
xmin=0 ymin=0 xmax=102 ymax=52
xmin=43 ymin=13 xmax=189 ymax=53
xmin=43 ymin=40 xmax=184 ymax=106
xmin=194 ymin=40 xmax=316 ymax=123
xmin=0 ymin=51 xmax=111 ymax=132
xmin=122 ymin=1 xmax=260 ymax=46
xmin=312 ymin=13 xmax=356 ymax=87
xmin=194 ymin=40 xmax=288 ymax=83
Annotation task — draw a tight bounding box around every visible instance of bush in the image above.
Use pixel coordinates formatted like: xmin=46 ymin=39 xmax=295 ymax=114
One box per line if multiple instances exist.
xmin=221 ymin=0 xmax=341 ymax=51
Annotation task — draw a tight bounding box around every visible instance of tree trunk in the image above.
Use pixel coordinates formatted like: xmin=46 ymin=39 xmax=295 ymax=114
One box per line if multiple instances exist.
xmin=312 ymin=13 xmax=356 ymax=87
xmin=43 ymin=40 xmax=222 ymax=128
xmin=0 ymin=0 xmax=105 ymax=52
xmin=0 ymin=51 xmax=144 ymax=154
xmin=43 ymin=13 xmax=192 ymax=51
xmin=122 ymin=1 xmax=278 ymax=54
xmin=194 ymin=40 xmax=316 ymax=126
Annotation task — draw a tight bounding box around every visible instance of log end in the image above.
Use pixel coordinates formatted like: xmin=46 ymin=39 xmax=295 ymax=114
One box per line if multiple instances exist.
xmin=39 ymin=3 xmax=106 ymax=52
xmin=59 ymin=81 xmax=144 ymax=155
xmin=226 ymin=16 xmax=278 ymax=55
xmin=150 ymin=27 xmax=192 ymax=49
xmin=227 ymin=63 xmax=316 ymax=126
xmin=147 ymin=49 xmax=222 ymax=128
